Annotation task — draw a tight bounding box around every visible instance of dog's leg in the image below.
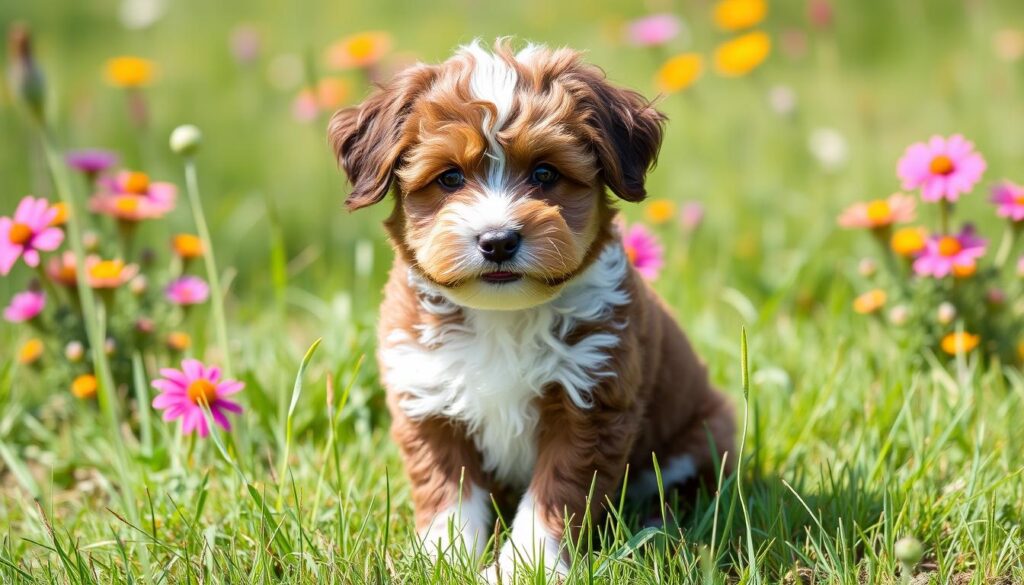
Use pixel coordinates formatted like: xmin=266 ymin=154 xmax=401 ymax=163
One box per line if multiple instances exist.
xmin=389 ymin=403 xmax=492 ymax=563
xmin=483 ymin=396 xmax=640 ymax=583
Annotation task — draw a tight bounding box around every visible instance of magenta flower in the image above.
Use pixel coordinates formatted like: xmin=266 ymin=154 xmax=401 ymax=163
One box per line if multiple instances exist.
xmin=621 ymin=221 xmax=664 ymax=280
xmin=897 ymin=135 xmax=986 ymax=203
xmin=990 ymin=180 xmax=1024 ymax=221
xmin=625 ymin=14 xmax=682 ymax=47
xmin=913 ymin=226 xmax=986 ymax=278
xmin=165 ymin=276 xmax=210 ymax=305
xmin=151 ymin=359 xmax=244 ymax=437
xmin=0 ymin=196 xmax=65 ymax=275
xmin=65 ymin=149 xmax=118 ymax=176
xmin=3 ymin=290 xmax=44 ymax=322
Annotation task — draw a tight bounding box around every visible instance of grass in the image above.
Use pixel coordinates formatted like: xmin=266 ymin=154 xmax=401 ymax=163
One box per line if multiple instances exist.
xmin=1 ymin=0 xmax=1024 ymax=582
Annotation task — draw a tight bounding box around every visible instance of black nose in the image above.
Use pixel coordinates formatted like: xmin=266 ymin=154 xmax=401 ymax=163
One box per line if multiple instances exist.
xmin=477 ymin=229 xmax=522 ymax=263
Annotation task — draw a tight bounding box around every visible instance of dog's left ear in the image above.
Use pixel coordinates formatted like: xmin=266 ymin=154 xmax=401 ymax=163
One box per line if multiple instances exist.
xmin=572 ymin=67 xmax=666 ymax=202
xmin=328 ymin=64 xmax=438 ymax=211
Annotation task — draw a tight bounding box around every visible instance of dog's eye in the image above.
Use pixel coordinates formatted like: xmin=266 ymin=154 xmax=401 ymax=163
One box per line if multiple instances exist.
xmin=531 ymin=164 xmax=560 ymax=186
xmin=437 ymin=169 xmax=465 ymax=190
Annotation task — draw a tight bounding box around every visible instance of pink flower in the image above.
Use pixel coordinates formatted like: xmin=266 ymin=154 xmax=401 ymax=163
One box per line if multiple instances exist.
xmin=837 ymin=193 xmax=916 ymax=229
xmin=990 ymin=180 xmax=1024 ymax=221
xmin=90 ymin=171 xmax=176 ymax=221
xmin=621 ymin=221 xmax=664 ymax=280
xmin=151 ymin=359 xmax=244 ymax=437
xmin=0 ymin=196 xmax=65 ymax=275
xmin=679 ymin=201 xmax=705 ymax=231
xmin=625 ymin=14 xmax=682 ymax=47
xmin=3 ymin=290 xmax=44 ymax=322
xmin=897 ymin=135 xmax=986 ymax=203
xmin=913 ymin=225 xmax=986 ymax=278
xmin=165 ymin=276 xmax=210 ymax=305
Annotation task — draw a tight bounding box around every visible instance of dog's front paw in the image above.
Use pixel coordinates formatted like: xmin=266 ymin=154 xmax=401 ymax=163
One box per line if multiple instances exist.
xmin=418 ymin=487 xmax=491 ymax=563
xmin=480 ymin=491 xmax=569 ymax=584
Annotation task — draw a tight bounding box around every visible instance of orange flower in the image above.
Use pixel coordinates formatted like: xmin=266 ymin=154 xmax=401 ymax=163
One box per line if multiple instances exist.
xmin=952 ymin=262 xmax=977 ymax=278
xmin=940 ymin=332 xmax=980 ymax=355
xmin=891 ymin=226 xmax=928 ymax=257
xmin=853 ymin=289 xmax=886 ymax=314
xmin=17 ymin=338 xmax=44 ymax=364
xmin=839 ymin=194 xmax=916 ymax=230
xmin=167 ymin=331 xmax=192 ymax=352
xmin=49 ymin=202 xmax=69 ymax=226
xmin=325 ymin=31 xmax=391 ymax=70
xmin=645 ymin=199 xmax=677 ymax=224
xmin=71 ymin=374 xmax=98 ymax=399
xmin=172 ymin=234 xmax=204 ymax=259
xmin=317 ymin=77 xmax=350 ymax=109
xmin=655 ymin=54 xmax=703 ymax=94
xmin=713 ymin=0 xmax=767 ymax=31
xmin=714 ymin=31 xmax=771 ymax=77
xmin=105 ymin=56 xmax=157 ymax=88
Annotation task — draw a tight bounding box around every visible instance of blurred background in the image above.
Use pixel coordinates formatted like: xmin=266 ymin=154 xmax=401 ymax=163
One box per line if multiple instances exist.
xmin=1 ymin=0 xmax=1022 ymax=357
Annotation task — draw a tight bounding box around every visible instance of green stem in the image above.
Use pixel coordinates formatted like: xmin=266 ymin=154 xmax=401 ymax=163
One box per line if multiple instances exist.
xmin=994 ymin=222 xmax=1020 ymax=270
xmin=39 ymin=125 xmax=149 ymax=574
xmin=939 ymin=200 xmax=951 ymax=235
xmin=183 ymin=158 xmax=233 ymax=377
xmin=736 ymin=328 xmax=758 ymax=583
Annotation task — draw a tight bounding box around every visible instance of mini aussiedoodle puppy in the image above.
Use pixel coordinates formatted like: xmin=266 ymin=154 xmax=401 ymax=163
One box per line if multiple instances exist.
xmin=329 ymin=39 xmax=735 ymax=580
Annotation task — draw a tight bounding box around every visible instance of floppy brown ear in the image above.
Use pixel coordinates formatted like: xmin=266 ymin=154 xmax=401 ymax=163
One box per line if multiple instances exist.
xmin=328 ymin=64 xmax=438 ymax=211
xmin=570 ymin=66 xmax=666 ymax=202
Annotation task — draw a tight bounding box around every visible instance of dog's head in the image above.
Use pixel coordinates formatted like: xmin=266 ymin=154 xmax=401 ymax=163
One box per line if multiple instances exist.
xmin=329 ymin=40 xmax=665 ymax=310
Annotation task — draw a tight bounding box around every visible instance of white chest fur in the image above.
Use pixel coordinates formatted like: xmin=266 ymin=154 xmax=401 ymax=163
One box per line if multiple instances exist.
xmin=381 ymin=245 xmax=630 ymax=486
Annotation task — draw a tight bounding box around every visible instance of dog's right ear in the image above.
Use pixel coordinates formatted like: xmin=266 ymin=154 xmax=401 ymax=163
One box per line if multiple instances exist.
xmin=328 ymin=64 xmax=438 ymax=211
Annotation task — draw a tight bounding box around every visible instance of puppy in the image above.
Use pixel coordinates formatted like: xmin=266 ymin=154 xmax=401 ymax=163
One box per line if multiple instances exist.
xmin=329 ymin=40 xmax=735 ymax=580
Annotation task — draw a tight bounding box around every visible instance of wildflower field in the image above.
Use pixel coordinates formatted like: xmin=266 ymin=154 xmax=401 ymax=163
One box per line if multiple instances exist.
xmin=2 ymin=0 xmax=1024 ymax=583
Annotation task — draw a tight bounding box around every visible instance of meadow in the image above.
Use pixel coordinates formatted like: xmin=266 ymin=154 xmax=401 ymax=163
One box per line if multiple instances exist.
xmin=1 ymin=0 xmax=1023 ymax=582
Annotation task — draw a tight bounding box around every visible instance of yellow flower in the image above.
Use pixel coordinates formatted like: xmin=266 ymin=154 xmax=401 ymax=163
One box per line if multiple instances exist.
xmin=167 ymin=331 xmax=192 ymax=352
xmin=941 ymin=332 xmax=980 ymax=355
xmin=17 ymin=338 xmax=44 ymax=365
xmin=645 ymin=199 xmax=677 ymax=224
xmin=325 ymin=31 xmax=392 ymax=70
xmin=714 ymin=31 xmax=771 ymax=77
xmin=655 ymin=54 xmax=703 ymax=94
xmin=105 ymin=56 xmax=157 ymax=88
xmin=713 ymin=0 xmax=767 ymax=32
xmin=891 ymin=226 xmax=927 ymax=257
xmin=71 ymin=374 xmax=98 ymax=399
xmin=852 ymin=289 xmax=886 ymax=314
xmin=172 ymin=233 xmax=204 ymax=259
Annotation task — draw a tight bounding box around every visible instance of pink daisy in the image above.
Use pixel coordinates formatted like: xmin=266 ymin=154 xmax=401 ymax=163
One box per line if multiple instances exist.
xmin=151 ymin=359 xmax=244 ymax=437
xmin=0 ymin=196 xmax=65 ymax=275
xmin=897 ymin=134 xmax=986 ymax=203
xmin=90 ymin=171 xmax=176 ymax=222
xmin=990 ymin=180 xmax=1024 ymax=221
xmin=165 ymin=276 xmax=210 ymax=306
xmin=621 ymin=221 xmax=664 ymax=281
xmin=625 ymin=14 xmax=682 ymax=47
xmin=3 ymin=290 xmax=45 ymax=323
xmin=837 ymin=193 xmax=916 ymax=229
xmin=913 ymin=225 xmax=986 ymax=278
xmin=679 ymin=201 xmax=705 ymax=231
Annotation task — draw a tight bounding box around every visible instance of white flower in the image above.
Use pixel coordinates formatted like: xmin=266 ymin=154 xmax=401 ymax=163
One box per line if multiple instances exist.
xmin=808 ymin=127 xmax=848 ymax=171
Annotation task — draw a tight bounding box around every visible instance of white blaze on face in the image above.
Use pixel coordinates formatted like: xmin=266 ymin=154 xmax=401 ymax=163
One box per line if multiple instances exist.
xmin=461 ymin=40 xmax=517 ymax=191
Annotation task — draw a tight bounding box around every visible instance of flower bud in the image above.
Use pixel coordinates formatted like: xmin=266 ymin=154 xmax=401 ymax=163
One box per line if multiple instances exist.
xmin=104 ymin=337 xmax=116 ymax=356
xmin=169 ymin=124 xmax=202 ymax=156
xmin=894 ymin=536 xmax=923 ymax=567
xmin=7 ymin=24 xmax=46 ymax=122
xmin=937 ymin=302 xmax=956 ymax=325
xmin=888 ymin=304 xmax=909 ymax=326
xmin=135 ymin=317 xmax=155 ymax=335
xmin=64 ymin=340 xmax=85 ymax=362
xmin=82 ymin=230 xmax=100 ymax=252
xmin=130 ymin=275 xmax=148 ymax=295
xmin=986 ymin=288 xmax=1006 ymax=306
xmin=858 ymin=258 xmax=877 ymax=277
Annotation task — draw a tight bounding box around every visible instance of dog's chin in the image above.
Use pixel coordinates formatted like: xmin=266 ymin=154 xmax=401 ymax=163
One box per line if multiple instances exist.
xmin=440 ymin=275 xmax=567 ymax=311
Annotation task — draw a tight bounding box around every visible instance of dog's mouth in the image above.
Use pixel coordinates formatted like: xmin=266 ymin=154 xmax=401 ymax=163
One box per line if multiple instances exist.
xmin=480 ymin=271 xmax=522 ymax=284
